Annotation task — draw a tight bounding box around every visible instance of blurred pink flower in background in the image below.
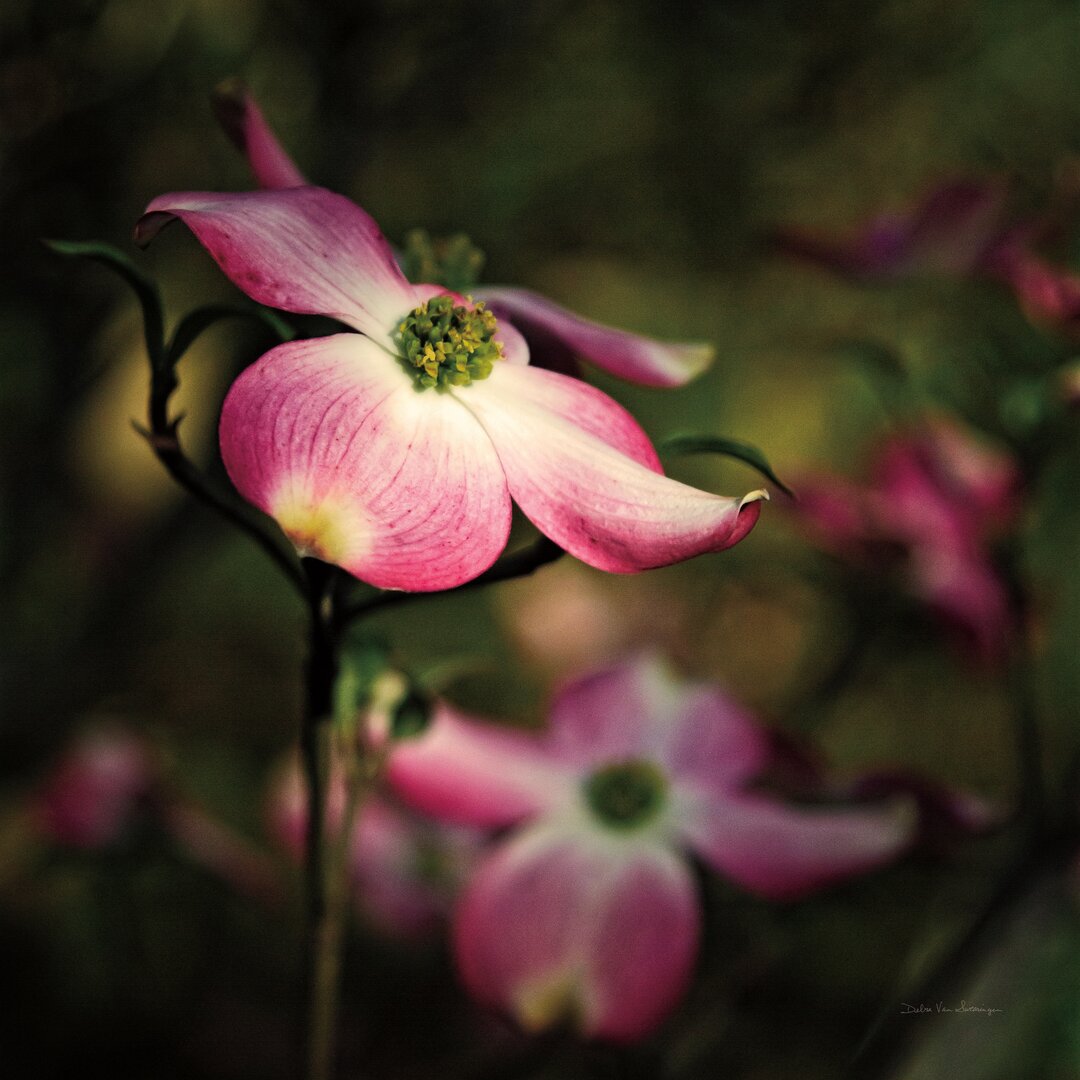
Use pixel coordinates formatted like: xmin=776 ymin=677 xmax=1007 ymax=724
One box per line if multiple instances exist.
xmin=775 ymin=179 xmax=1009 ymax=281
xmin=791 ymin=416 xmax=1021 ymax=662
xmin=34 ymin=724 xmax=156 ymax=849
xmin=268 ymin=754 xmax=483 ymax=939
xmin=981 ymin=231 xmax=1080 ymax=338
xmin=778 ymin=174 xmax=1080 ymax=336
xmin=388 ymin=656 xmax=921 ymax=1040
xmin=32 ymin=724 xmax=280 ymax=899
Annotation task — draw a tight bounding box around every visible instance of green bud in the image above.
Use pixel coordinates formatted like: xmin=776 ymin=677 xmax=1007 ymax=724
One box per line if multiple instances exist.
xmin=391 ymin=688 xmax=434 ymax=741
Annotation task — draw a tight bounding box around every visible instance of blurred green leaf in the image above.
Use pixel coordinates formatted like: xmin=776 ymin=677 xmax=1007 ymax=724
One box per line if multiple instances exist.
xmin=833 ymin=339 xmax=913 ymax=414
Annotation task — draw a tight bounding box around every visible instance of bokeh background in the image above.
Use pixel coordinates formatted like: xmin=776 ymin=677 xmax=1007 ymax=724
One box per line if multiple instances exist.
xmin=3 ymin=1 xmax=1080 ymax=1077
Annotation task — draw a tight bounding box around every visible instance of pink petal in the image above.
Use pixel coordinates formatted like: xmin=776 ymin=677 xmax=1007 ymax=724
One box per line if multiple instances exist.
xmin=544 ymin=656 xmax=772 ymax=788
xmin=847 ymin=770 xmax=1002 ymax=849
xmin=388 ymin=705 xmax=572 ymax=827
xmin=787 ymin=474 xmax=877 ymax=550
xmin=985 ymin=242 xmax=1080 ymax=334
xmin=461 ymin=364 xmax=766 ymax=572
xmin=475 ymin=362 xmax=660 ymax=469
xmin=679 ymin=790 xmax=915 ymax=901
xmin=349 ymin=796 xmax=483 ymax=939
xmin=774 ymin=218 xmax=910 ymax=279
xmin=915 ymin=418 xmax=1020 ymax=526
xmin=219 ymin=333 xmax=512 ymax=591
xmin=479 ymin=287 xmax=713 ymax=387
xmin=902 ymin=179 xmax=1009 ymax=275
xmin=135 ymin=187 xmax=415 ymax=343
xmin=912 ymin=547 xmax=1014 ymax=663
xmin=211 ymin=81 xmax=307 ymax=190
xmin=454 ymin=823 xmax=699 ymax=1040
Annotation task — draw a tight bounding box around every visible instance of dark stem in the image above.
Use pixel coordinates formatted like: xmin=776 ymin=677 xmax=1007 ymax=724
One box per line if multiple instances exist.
xmin=138 ymin=424 xmax=305 ymax=594
xmin=999 ymin=548 xmax=1045 ymax=830
xmin=299 ymin=559 xmax=343 ymax=1080
xmin=138 ymin=300 xmax=305 ymax=595
xmin=340 ymin=535 xmax=563 ymax=625
xmin=1008 ymin=645 xmax=1046 ymax=829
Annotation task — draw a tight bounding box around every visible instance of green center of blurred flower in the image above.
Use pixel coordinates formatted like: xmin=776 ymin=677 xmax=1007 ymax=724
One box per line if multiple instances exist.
xmin=584 ymin=759 xmax=668 ymax=830
xmin=396 ymin=294 xmax=503 ymax=390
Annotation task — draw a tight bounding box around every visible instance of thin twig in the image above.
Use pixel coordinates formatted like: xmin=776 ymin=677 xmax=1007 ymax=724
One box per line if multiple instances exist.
xmin=136 ymin=423 xmax=305 ymax=594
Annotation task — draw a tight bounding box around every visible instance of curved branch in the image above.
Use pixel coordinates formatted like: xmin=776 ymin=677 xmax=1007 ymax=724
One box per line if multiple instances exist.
xmin=339 ymin=534 xmax=564 ymax=625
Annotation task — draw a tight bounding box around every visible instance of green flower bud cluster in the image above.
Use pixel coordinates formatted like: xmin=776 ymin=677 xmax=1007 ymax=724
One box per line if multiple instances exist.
xmin=400 ymin=228 xmax=486 ymax=293
xmin=396 ymin=293 xmax=503 ymax=390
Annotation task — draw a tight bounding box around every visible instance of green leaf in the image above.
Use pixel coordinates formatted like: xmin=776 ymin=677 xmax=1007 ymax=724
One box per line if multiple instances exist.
xmin=45 ymin=239 xmax=165 ymax=367
xmin=660 ymin=433 xmax=795 ymax=498
xmin=166 ymin=302 xmax=295 ymax=367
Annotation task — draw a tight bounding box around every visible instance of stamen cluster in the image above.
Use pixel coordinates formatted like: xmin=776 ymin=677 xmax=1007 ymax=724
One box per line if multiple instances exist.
xmin=397 ymin=294 xmax=503 ymax=389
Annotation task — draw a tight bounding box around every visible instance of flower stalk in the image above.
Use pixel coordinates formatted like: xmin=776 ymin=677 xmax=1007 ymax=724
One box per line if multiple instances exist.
xmin=298 ymin=558 xmax=343 ymax=1080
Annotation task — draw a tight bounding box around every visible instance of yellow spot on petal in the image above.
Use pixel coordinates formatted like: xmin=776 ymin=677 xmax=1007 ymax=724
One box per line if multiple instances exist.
xmin=272 ymin=491 xmax=368 ymax=566
xmin=514 ymin=971 xmax=585 ymax=1035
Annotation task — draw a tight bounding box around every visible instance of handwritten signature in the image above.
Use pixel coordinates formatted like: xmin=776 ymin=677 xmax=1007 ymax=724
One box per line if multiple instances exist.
xmin=900 ymin=1001 xmax=1003 ymax=1017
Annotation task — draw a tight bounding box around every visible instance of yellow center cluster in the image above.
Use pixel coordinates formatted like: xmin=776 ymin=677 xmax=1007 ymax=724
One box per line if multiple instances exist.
xmin=396 ymin=293 xmax=504 ymax=389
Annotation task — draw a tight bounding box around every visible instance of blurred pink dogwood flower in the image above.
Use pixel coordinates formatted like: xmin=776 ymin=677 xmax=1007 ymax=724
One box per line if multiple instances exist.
xmin=388 ymin=656 xmax=919 ymax=1040
xmin=778 ymin=174 xmax=1080 ymax=337
xmin=775 ymin=179 xmax=1009 ymax=281
xmin=34 ymin=725 xmax=156 ymax=849
xmin=981 ymin=232 xmax=1080 ymax=338
xmin=33 ymin=724 xmax=280 ymax=899
xmin=269 ymin=753 xmax=483 ymax=938
xmin=135 ymin=99 xmax=765 ymax=591
xmin=791 ymin=416 xmax=1021 ymax=662
xmin=211 ymin=82 xmax=714 ymax=389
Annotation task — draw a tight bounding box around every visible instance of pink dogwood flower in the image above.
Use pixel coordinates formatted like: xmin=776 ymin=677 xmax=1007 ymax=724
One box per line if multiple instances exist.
xmin=791 ymin=416 xmax=1021 ymax=662
xmin=387 ymin=656 xmax=917 ymax=1040
xmin=136 ymin=150 xmax=765 ymax=592
xmin=209 ymin=82 xmax=715 ymax=389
